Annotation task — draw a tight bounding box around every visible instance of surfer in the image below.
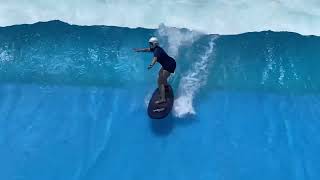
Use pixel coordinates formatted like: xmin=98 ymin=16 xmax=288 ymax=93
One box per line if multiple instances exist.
xmin=134 ymin=37 xmax=176 ymax=104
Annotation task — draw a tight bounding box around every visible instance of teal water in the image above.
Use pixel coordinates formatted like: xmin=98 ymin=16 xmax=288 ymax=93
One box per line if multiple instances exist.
xmin=0 ymin=21 xmax=320 ymax=180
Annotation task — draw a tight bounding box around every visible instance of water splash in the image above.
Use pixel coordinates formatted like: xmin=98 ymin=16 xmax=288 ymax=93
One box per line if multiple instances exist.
xmin=173 ymin=37 xmax=217 ymax=118
xmin=157 ymin=24 xmax=202 ymax=57
xmin=262 ymin=44 xmax=276 ymax=85
xmin=0 ymin=47 xmax=13 ymax=63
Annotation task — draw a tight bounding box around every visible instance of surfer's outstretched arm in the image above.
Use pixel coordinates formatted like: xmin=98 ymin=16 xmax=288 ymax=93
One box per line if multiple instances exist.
xmin=133 ymin=48 xmax=151 ymax=52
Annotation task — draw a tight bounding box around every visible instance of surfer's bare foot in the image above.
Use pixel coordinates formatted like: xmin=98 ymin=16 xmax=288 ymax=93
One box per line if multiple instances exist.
xmin=155 ymin=99 xmax=166 ymax=104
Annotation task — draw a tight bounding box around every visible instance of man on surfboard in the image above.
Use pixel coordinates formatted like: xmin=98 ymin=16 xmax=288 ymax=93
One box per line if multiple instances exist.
xmin=134 ymin=37 xmax=176 ymax=104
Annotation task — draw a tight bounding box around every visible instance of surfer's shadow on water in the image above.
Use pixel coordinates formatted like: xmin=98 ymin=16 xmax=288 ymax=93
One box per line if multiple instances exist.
xmin=149 ymin=113 xmax=197 ymax=136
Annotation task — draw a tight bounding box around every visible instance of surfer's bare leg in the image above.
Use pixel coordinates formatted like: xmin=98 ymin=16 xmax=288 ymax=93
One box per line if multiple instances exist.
xmin=156 ymin=68 xmax=170 ymax=104
xmin=163 ymin=70 xmax=170 ymax=86
xmin=157 ymin=68 xmax=163 ymax=91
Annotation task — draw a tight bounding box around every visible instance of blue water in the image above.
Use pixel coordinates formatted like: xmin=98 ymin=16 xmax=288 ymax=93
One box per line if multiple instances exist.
xmin=0 ymin=21 xmax=320 ymax=180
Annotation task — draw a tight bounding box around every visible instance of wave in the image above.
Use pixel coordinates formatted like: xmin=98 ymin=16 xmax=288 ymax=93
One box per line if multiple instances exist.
xmin=0 ymin=20 xmax=320 ymax=116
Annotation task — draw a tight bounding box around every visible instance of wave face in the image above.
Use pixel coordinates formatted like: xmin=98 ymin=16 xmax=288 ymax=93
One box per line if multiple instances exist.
xmin=1 ymin=0 xmax=320 ymax=35
xmin=0 ymin=21 xmax=320 ymax=180
xmin=0 ymin=21 xmax=319 ymax=93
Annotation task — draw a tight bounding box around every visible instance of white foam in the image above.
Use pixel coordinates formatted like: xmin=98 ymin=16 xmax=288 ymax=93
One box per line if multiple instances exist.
xmin=279 ymin=57 xmax=285 ymax=86
xmin=0 ymin=47 xmax=13 ymax=63
xmin=157 ymin=24 xmax=202 ymax=57
xmin=173 ymin=37 xmax=217 ymax=118
xmin=144 ymin=92 xmax=152 ymax=108
xmin=1 ymin=0 xmax=320 ymax=35
xmin=261 ymin=45 xmax=276 ymax=85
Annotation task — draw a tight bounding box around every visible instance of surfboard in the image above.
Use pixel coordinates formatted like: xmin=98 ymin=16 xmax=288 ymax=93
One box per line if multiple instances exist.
xmin=147 ymin=85 xmax=174 ymax=119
